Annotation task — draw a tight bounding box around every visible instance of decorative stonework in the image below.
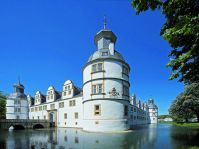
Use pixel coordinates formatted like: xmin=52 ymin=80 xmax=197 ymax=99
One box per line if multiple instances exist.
xmin=108 ymin=88 xmax=119 ymax=97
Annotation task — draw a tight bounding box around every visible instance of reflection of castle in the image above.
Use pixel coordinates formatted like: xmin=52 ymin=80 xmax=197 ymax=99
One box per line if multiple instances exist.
xmin=6 ymin=22 xmax=158 ymax=132
xmin=2 ymin=126 xmax=158 ymax=149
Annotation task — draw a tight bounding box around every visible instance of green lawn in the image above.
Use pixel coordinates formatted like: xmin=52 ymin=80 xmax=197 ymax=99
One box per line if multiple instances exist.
xmin=174 ymin=122 xmax=199 ymax=129
xmin=189 ymin=147 xmax=199 ymax=149
xmin=159 ymin=121 xmax=199 ymax=129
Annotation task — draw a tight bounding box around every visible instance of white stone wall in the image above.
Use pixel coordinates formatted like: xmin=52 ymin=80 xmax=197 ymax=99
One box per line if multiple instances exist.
xmin=83 ymin=100 xmax=130 ymax=132
xmin=83 ymin=58 xmax=131 ymax=132
xmin=149 ymin=108 xmax=158 ymax=123
xmin=6 ymin=97 xmax=28 ymax=119
xmin=58 ymin=96 xmax=83 ymax=128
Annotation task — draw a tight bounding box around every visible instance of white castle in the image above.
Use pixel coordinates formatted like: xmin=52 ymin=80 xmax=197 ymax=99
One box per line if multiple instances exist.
xmin=6 ymin=24 xmax=158 ymax=132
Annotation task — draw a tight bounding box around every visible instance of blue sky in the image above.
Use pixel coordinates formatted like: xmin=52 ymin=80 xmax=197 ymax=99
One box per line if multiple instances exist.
xmin=0 ymin=0 xmax=184 ymax=115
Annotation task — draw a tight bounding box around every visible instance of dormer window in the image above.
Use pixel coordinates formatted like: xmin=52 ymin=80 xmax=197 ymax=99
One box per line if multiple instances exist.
xmin=102 ymin=52 xmax=108 ymax=56
xmin=92 ymin=63 xmax=103 ymax=73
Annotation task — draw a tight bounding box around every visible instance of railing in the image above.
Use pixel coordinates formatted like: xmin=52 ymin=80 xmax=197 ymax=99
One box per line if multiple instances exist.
xmin=0 ymin=119 xmax=49 ymax=123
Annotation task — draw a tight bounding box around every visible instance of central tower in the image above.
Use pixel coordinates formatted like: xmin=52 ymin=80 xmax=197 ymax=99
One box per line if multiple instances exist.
xmin=82 ymin=23 xmax=131 ymax=132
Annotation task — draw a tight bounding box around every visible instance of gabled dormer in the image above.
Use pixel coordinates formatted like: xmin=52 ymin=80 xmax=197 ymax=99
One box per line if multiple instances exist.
xmin=62 ymin=80 xmax=81 ymax=100
xmin=62 ymin=80 xmax=74 ymax=99
xmin=46 ymin=86 xmax=60 ymax=103
xmin=35 ymin=91 xmax=45 ymax=105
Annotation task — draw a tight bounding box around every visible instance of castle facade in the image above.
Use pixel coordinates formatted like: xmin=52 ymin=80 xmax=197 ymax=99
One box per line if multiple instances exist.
xmin=6 ymin=26 xmax=158 ymax=132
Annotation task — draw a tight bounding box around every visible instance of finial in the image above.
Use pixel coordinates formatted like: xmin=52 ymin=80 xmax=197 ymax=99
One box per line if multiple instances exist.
xmin=103 ymin=15 xmax=107 ymax=29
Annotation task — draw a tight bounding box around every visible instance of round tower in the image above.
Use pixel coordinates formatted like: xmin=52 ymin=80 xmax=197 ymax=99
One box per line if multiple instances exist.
xmin=6 ymin=82 xmax=29 ymax=119
xmin=82 ymin=24 xmax=130 ymax=132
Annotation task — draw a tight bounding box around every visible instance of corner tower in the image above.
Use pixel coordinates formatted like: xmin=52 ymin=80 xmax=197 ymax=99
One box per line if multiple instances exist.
xmin=82 ymin=22 xmax=130 ymax=132
xmin=148 ymin=98 xmax=158 ymax=124
xmin=6 ymin=81 xmax=28 ymax=119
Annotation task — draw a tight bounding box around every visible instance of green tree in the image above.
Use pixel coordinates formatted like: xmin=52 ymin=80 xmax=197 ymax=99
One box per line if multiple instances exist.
xmin=169 ymin=93 xmax=194 ymax=122
xmin=184 ymin=83 xmax=199 ymax=122
xmin=132 ymin=0 xmax=199 ymax=84
xmin=0 ymin=91 xmax=6 ymax=119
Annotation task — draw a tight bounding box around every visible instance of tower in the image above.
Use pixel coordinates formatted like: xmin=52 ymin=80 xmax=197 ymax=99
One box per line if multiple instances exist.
xmin=82 ymin=20 xmax=130 ymax=132
xmin=148 ymin=98 xmax=158 ymax=123
xmin=6 ymin=81 xmax=29 ymax=119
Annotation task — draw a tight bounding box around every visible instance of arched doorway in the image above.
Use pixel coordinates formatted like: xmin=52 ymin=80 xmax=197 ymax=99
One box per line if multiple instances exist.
xmin=50 ymin=112 xmax=56 ymax=127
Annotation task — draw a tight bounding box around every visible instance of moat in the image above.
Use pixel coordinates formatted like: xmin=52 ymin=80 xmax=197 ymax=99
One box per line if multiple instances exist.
xmin=0 ymin=124 xmax=199 ymax=149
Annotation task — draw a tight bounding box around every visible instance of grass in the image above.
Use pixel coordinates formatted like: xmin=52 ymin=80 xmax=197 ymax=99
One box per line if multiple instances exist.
xmin=159 ymin=121 xmax=199 ymax=129
xmin=173 ymin=122 xmax=199 ymax=129
xmin=189 ymin=147 xmax=199 ymax=149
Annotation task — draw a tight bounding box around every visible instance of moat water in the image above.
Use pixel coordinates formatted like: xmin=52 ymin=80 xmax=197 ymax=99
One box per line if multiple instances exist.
xmin=0 ymin=124 xmax=199 ymax=149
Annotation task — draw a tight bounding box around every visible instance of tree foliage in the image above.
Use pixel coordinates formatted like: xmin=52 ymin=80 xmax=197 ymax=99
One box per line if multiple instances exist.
xmin=132 ymin=0 xmax=199 ymax=84
xmin=169 ymin=93 xmax=194 ymax=122
xmin=184 ymin=83 xmax=199 ymax=121
xmin=169 ymin=83 xmax=199 ymax=122
xmin=0 ymin=91 xmax=6 ymax=119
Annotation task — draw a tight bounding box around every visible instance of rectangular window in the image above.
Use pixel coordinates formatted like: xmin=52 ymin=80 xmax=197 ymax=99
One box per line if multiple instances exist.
xmin=92 ymin=84 xmax=103 ymax=94
xmin=44 ymin=116 xmax=46 ymax=120
xmin=69 ymin=100 xmax=76 ymax=107
xmin=64 ymin=91 xmax=66 ymax=96
xmin=59 ymin=102 xmax=64 ymax=108
xmin=51 ymin=95 xmax=53 ymax=99
xmin=68 ymin=90 xmax=71 ymax=95
xmin=69 ymin=100 xmax=72 ymax=106
xmin=94 ymin=105 xmax=101 ymax=116
xmin=98 ymin=63 xmax=103 ymax=71
xmin=31 ymin=108 xmax=34 ymax=112
xmin=92 ymin=85 xmax=97 ymax=94
xmin=92 ymin=63 xmax=103 ymax=72
xmin=124 ymin=105 xmax=128 ymax=116
xmin=50 ymin=104 xmax=55 ymax=110
xmin=72 ymin=100 xmax=76 ymax=106
xmin=39 ymin=106 xmax=42 ymax=111
xmin=92 ymin=64 xmax=97 ymax=72
xmin=64 ymin=113 xmax=67 ymax=119
xmin=35 ymin=107 xmax=38 ymax=112
xmin=122 ymin=66 xmax=129 ymax=75
xmin=74 ymin=112 xmax=78 ymax=119
xmin=123 ymin=86 xmax=129 ymax=96
xmin=43 ymin=105 xmax=47 ymax=110
xmin=98 ymin=84 xmax=102 ymax=94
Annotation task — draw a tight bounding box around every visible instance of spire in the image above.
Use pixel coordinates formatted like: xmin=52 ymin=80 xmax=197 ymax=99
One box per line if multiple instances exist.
xmin=103 ymin=15 xmax=107 ymax=29
xmin=18 ymin=76 xmax=21 ymax=84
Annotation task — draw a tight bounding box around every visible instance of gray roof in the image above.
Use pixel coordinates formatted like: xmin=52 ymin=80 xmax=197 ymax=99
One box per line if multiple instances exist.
xmin=88 ymin=49 xmax=124 ymax=62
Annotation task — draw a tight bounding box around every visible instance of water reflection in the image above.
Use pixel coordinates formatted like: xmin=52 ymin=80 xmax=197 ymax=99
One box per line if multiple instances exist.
xmin=0 ymin=124 xmax=198 ymax=149
xmin=170 ymin=126 xmax=199 ymax=149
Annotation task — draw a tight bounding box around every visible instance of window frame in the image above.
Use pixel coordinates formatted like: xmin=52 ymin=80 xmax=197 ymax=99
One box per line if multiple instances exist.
xmin=91 ymin=84 xmax=104 ymax=95
xmin=94 ymin=104 xmax=101 ymax=116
